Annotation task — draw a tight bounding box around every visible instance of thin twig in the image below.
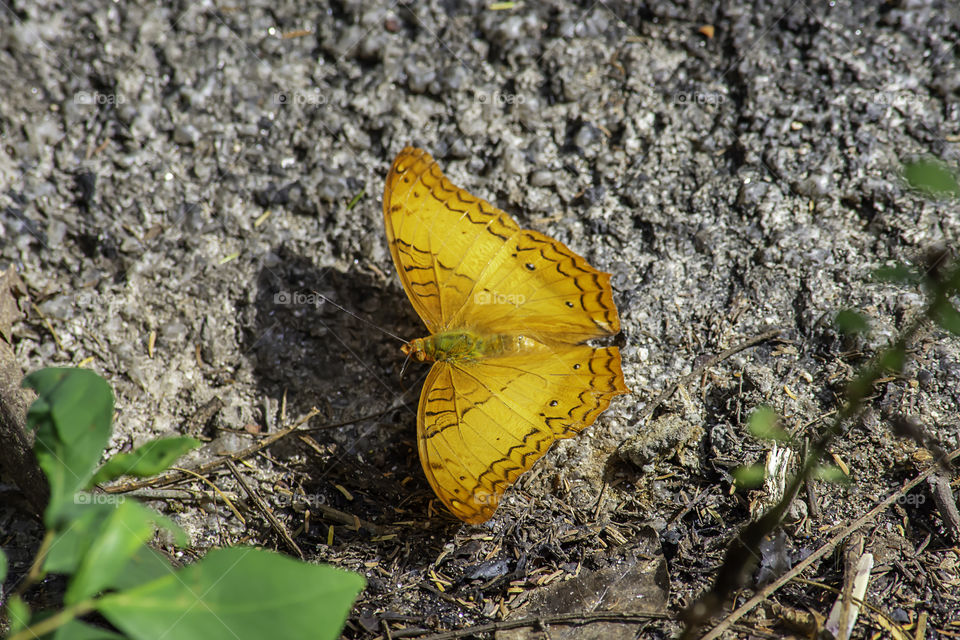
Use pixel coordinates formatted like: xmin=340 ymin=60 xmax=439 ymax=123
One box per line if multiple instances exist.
xmin=6 ymin=597 xmax=96 ymax=640
xmin=226 ymin=459 xmax=303 ymax=558
xmin=103 ymin=405 xmax=402 ymax=494
xmin=682 ymin=309 xmax=934 ymax=638
xmin=635 ymin=328 xmax=783 ymax=426
xmin=170 ymin=465 xmax=245 ymax=525
xmin=103 ymin=409 xmax=319 ymax=493
xmin=413 ymin=610 xmax=668 ymax=640
xmin=12 ymin=531 xmax=54 ymax=598
xmin=313 ymin=503 xmax=387 ymax=536
xmin=793 ymin=578 xmax=906 ymax=631
xmin=30 ymin=301 xmax=63 ymax=351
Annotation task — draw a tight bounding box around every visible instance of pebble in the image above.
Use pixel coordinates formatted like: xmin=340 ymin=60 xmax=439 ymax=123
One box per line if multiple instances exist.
xmin=174 ymin=123 xmax=200 ymax=145
xmin=530 ymin=169 xmax=557 ymax=188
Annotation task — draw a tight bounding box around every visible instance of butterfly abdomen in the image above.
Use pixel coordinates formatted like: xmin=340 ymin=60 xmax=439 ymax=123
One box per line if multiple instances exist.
xmin=404 ymin=331 xmax=540 ymax=363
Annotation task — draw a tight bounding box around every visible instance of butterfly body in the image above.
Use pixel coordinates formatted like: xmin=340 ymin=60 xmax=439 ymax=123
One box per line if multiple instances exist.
xmin=403 ymin=331 xmax=542 ymax=364
xmin=384 ymin=147 xmax=629 ymax=523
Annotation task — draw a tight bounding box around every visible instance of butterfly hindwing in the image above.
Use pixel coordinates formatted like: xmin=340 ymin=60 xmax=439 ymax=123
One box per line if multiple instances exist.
xmin=417 ymin=345 xmax=628 ymax=523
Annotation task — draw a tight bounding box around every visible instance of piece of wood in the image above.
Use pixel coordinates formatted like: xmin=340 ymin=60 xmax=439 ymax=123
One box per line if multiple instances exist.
xmin=927 ymin=473 xmax=960 ymax=542
xmin=825 ymin=536 xmax=872 ymax=640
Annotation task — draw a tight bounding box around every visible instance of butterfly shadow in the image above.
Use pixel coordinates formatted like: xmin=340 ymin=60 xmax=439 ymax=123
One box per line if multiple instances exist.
xmin=241 ymin=245 xmax=457 ymax=534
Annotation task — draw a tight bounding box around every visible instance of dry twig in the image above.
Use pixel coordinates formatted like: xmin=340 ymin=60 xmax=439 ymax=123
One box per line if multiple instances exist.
xmin=634 ymin=328 xmax=783 ymax=426
xmin=104 ymin=405 xmax=402 ymax=494
xmin=413 ymin=610 xmax=668 ymax=640
xmin=226 ymin=459 xmax=303 ymax=558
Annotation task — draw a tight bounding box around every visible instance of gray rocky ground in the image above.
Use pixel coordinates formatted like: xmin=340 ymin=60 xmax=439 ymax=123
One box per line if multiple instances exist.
xmin=1 ymin=1 xmax=959 ymax=637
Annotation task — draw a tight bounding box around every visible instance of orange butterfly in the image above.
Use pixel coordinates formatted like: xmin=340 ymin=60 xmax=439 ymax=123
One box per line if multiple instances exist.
xmin=383 ymin=147 xmax=628 ymax=523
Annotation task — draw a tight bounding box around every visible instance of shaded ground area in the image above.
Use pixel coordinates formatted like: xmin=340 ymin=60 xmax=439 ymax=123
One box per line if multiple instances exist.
xmin=1 ymin=0 xmax=959 ymax=637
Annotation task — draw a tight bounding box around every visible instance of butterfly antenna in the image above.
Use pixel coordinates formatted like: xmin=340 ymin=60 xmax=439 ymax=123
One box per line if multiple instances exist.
xmin=313 ymin=292 xmax=407 ymax=344
xmin=400 ymin=350 xmax=413 ymax=379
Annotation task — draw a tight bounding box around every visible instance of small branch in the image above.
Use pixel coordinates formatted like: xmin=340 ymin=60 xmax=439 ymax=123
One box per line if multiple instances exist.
xmin=413 ymin=610 xmax=668 ymax=640
xmin=226 ymin=459 xmax=303 ymax=558
xmin=12 ymin=531 xmax=55 ymax=598
xmin=825 ymin=536 xmax=872 ymax=640
xmin=683 ymin=309 xmax=932 ymax=638
xmin=311 ymin=503 xmax=386 ymax=536
xmin=169 ymin=466 xmax=246 ymax=525
xmin=7 ymin=597 xmax=96 ymax=640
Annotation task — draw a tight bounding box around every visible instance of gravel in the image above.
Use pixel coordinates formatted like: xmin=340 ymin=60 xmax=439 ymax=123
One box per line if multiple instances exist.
xmin=1 ymin=0 xmax=959 ymax=635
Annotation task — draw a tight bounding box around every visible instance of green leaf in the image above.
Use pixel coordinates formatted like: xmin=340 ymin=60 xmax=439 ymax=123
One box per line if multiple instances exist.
xmin=6 ymin=594 xmax=30 ymax=634
xmin=45 ymin=502 xmax=126 ymax=575
xmin=747 ymin=406 xmax=791 ymax=442
xmin=45 ymin=500 xmax=186 ymax=591
xmin=66 ymin=500 xmax=175 ymax=604
xmin=24 ymin=369 xmax=113 ymax=445
xmin=813 ymin=465 xmax=850 ymax=484
xmin=24 ymin=368 xmax=114 ymax=527
xmin=733 ymin=463 xmax=767 ymax=490
xmin=933 ymin=299 xmax=960 ymax=336
xmin=97 ymin=548 xmax=365 ymax=640
xmin=108 ymin=545 xmax=177 ymax=592
xmin=879 ymin=347 xmax=906 ymax=373
xmin=903 ymin=157 xmax=960 ymax=198
xmin=872 ymin=264 xmax=921 ymax=284
xmin=90 ymin=437 xmax=201 ymax=487
xmin=0 ymin=547 xmax=7 ymax=584
xmin=834 ymin=309 xmax=870 ymax=335
xmin=52 ymin=620 xmax=128 ymax=640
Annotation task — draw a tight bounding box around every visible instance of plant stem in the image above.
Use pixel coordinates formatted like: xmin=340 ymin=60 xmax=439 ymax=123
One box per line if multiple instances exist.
xmin=13 ymin=530 xmax=54 ymax=598
xmin=7 ymin=598 xmax=97 ymax=640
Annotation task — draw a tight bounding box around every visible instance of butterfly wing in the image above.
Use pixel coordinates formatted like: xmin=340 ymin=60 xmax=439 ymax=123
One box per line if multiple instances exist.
xmin=417 ymin=345 xmax=628 ymax=523
xmin=384 ymin=147 xmax=521 ymax=333
xmin=449 ymin=227 xmax=620 ymax=344
xmin=384 ymin=147 xmax=619 ymax=343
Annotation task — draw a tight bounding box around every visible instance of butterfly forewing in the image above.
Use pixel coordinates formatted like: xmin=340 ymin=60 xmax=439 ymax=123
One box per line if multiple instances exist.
xmin=384 ymin=147 xmax=521 ymax=333
xmin=384 ymin=148 xmax=620 ymax=342
xmin=450 ymin=227 xmax=621 ymax=344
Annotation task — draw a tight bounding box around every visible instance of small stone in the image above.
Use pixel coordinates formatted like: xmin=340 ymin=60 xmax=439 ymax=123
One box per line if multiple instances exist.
xmin=530 ymin=170 xmax=556 ymax=188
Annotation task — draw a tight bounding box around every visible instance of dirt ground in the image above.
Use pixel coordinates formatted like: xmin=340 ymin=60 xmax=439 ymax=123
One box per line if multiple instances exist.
xmin=1 ymin=1 xmax=959 ymax=638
